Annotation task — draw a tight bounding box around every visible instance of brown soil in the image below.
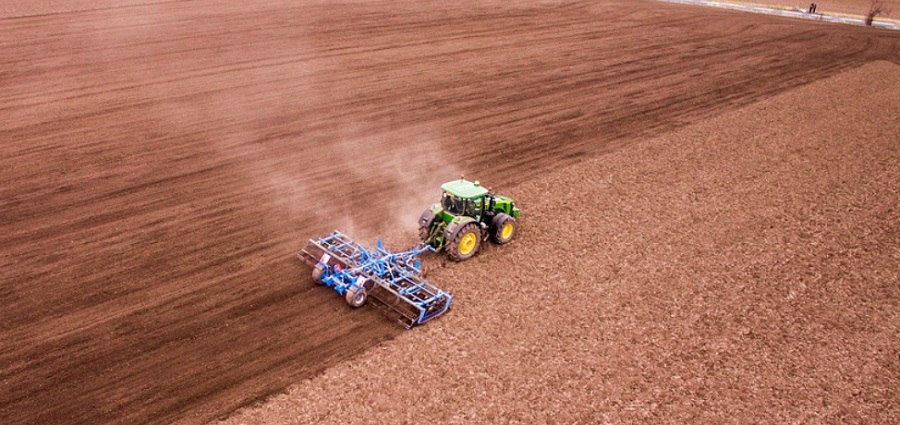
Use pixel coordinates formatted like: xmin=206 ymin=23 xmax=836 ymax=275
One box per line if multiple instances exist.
xmin=223 ymin=60 xmax=900 ymax=425
xmin=3 ymin=0 xmax=896 ymax=20
xmin=1 ymin=1 xmax=898 ymax=424
xmin=739 ymin=0 xmax=899 ymax=17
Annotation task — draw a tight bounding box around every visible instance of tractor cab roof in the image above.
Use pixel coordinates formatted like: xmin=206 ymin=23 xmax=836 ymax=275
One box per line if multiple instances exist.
xmin=441 ymin=179 xmax=489 ymax=199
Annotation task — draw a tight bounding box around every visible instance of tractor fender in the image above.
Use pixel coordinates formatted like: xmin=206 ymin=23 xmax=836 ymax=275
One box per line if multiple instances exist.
xmin=418 ymin=207 xmax=438 ymax=230
xmin=443 ymin=221 xmax=461 ymax=243
xmin=418 ymin=206 xmax=447 ymax=245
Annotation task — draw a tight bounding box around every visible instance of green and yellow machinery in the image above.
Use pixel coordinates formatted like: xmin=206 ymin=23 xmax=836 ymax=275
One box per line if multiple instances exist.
xmin=417 ymin=179 xmax=521 ymax=261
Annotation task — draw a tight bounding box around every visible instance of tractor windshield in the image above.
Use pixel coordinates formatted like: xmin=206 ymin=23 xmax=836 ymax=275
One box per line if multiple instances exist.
xmin=441 ymin=192 xmax=465 ymax=215
xmin=441 ymin=192 xmax=482 ymax=217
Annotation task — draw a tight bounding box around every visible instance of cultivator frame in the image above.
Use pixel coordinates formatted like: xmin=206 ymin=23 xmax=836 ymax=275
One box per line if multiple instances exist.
xmin=298 ymin=231 xmax=452 ymax=328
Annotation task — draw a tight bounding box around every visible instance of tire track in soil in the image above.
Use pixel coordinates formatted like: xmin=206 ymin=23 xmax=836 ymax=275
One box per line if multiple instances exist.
xmin=1 ymin=1 xmax=898 ymax=424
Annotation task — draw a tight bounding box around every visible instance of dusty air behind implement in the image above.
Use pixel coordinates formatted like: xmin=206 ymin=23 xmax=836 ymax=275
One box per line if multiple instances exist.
xmin=418 ymin=179 xmax=521 ymax=261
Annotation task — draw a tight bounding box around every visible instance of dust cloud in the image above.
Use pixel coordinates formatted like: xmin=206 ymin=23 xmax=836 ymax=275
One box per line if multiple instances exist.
xmin=265 ymin=122 xmax=464 ymax=248
xmin=32 ymin=0 xmax=464 ymax=251
xmin=332 ymin=124 xmax=463 ymax=244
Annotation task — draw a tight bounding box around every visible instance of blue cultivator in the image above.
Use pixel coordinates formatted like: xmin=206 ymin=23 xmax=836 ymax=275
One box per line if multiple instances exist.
xmin=297 ymin=230 xmax=452 ymax=328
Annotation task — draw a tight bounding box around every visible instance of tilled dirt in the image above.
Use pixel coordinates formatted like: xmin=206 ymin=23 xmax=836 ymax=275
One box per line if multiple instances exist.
xmin=223 ymin=60 xmax=900 ymax=425
xmin=739 ymin=0 xmax=900 ymax=17
xmin=1 ymin=1 xmax=898 ymax=424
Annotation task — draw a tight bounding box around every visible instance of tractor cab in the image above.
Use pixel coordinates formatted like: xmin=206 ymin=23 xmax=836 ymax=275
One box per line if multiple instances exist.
xmin=440 ymin=179 xmax=489 ymax=220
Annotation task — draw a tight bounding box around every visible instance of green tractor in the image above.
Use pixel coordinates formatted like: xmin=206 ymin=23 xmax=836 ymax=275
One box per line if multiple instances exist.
xmin=418 ymin=179 xmax=521 ymax=261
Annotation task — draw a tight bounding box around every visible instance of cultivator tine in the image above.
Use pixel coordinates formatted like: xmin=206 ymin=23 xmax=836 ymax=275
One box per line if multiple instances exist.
xmin=368 ymin=286 xmax=419 ymax=329
xmin=298 ymin=230 xmax=357 ymax=269
xmin=298 ymin=230 xmax=452 ymax=328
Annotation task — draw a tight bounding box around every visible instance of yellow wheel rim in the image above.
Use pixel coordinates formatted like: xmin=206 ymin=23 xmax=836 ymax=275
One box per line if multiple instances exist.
xmin=459 ymin=232 xmax=477 ymax=255
xmin=501 ymin=222 xmax=514 ymax=240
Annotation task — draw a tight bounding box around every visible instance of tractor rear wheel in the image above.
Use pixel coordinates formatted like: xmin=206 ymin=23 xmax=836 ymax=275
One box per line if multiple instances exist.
xmin=491 ymin=213 xmax=517 ymax=244
xmin=345 ymin=285 xmax=367 ymax=308
xmin=447 ymin=222 xmax=482 ymax=261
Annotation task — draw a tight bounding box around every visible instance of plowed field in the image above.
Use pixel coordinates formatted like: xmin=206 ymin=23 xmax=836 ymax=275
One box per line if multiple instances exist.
xmin=743 ymin=0 xmax=900 ymax=17
xmin=2 ymin=1 xmax=898 ymax=424
xmin=225 ymin=58 xmax=900 ymax=425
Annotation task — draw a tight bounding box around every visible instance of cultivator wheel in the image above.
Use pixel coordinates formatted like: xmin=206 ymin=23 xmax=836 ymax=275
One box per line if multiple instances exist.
xmin=448 ymin=222 xmax=481 ymax=261
xmin=312 ymin=264 xmax=326 ymax=285
xmin=298 ymin=231 xmax=453 ymax=327
xmin=345 ymin=285 xmax=367 ymax=308
xmin=491 ymin=213 xmax=517 ymax=244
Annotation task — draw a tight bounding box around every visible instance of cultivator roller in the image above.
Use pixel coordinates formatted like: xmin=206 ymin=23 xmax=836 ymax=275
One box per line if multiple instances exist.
xmin=298 ymin=230 xmax=452 ymax=328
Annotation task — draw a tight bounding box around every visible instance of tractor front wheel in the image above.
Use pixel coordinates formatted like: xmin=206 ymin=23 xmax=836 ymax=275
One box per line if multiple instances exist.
xmin=491 ymin=213 xmax=517 ymax=244
xmin=447 ymin=222 xmax=482 ymax=261
xmin=345 ymin=285 xmax=367 ymax=308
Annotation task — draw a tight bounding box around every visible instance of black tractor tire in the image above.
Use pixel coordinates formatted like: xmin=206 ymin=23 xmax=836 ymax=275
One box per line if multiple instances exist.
xmin=491 ymin=213 xmax=517 ymax=245
xmin=418 ymin=208 xmax=438 ymax=242
xmin=311 ymin=264 xmax=326 ymax=285
xmin=446 ymin=222 xmax=482 ymax=262
xmin=345 ymin=285 xmax=367 ymax=308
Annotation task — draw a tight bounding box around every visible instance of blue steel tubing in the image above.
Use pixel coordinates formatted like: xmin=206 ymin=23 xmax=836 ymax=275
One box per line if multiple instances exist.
xmin=300 ymin=230 xmax=452 ymax=327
